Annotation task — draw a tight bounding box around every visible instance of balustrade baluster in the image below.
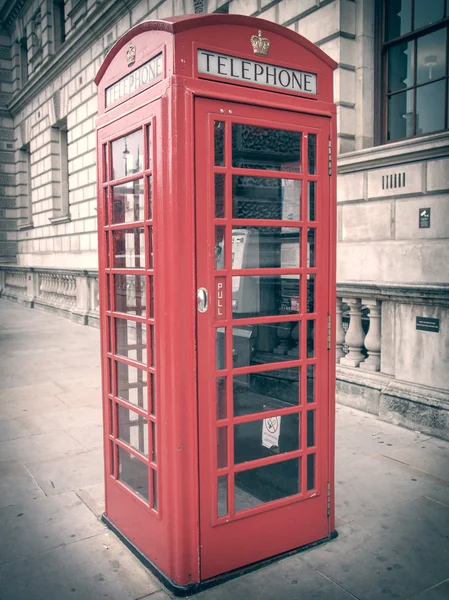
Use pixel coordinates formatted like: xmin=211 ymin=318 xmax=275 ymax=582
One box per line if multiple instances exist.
xmin=339 ymin=298 xmax=366 ymax=367
xmin=360 ymin=298 xmax=381 ymax=371
xmin=335 ymin=297 xmax=345 ymax=362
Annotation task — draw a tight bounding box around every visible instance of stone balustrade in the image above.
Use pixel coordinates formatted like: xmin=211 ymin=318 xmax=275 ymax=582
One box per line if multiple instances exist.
xmin=0 ymin=266 xmax=99 ymax=327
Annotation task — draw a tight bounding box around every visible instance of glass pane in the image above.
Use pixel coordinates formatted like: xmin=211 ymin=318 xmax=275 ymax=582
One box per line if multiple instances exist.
xmin=118 ymin=447 xmax=149 ymax=501
xmin=385 ymin=0 xmax=412 ymax=41
xmin=218 ymin=475 xmax=228 ymax=517
xmin=117 ymin=362 xmax=147 ymax=409
xmin=235 ymin=458 xmax=299 ymax=512
xmin=307 ymin=364 xmax=315 ymax=404
xmin=151 ymin=421 xmax=156 ymax=463
xmin=416 ymin=80 xmax=446 ymax=134
xmin=114 ymin=274 xmax=146 ymax=316
xmin=308 ymin=181 xmax=316 ymax=221
xmin=149 ymin=276 xmax=154 ymax=319
xmin=148 ymin=227 xmax=154 ymax=269
xmin=388 ymin=41 xmax=414 ymax=92
xmin=146 ymin=125 xmax=152 ymax=170
xmin=149 ymin=325 xmax=155 ymax=367
xmin=307 ymin=410 xmax=315 ymax=447
xmin=103 ymin=144 xmax=109 ymax=182
xmin=217 ymin=426 xmax=227 ymax=468
xmin=417 ymin=29 xmax=446 ymax=84
xmin=215 ymin=226 xmax=225 ymax=269
xmin=215 ymin=173 xmax=225 ymax=218
xmin=113 ymin=228 xmax=145 ymax=269
xmin=147 ymin=176 xmax=152 ymax=219
xmin=235 ymin=413 xmax=299 ymax=464
xmin=232 ymin=275 xmax=300 ymax=318
xmin=216 ymin=327 xmax=226 ymax=370
xmin=150 ymin=373 xmax=156 ymax=416
xmin=308 ymin=133 xmax=316 ymax=174
xmin=307 ymin=275 xmax=315 ymax=313
xmin=307 ymin=320 xmax=315 ymax=358
xmin=233 ymin=321 xmax=300 ymax=368
xmin=234 ymin=366 xmax=300 ymax=416
xmin=388 ymin=90 xmax=414 ymax=140
xmin=414 ymin=0 xmax=444 ymax=30
xmin=216 ymin=377 xmax=227 ymax=419
xmin=232 ymin=124 xmax=301 ymax=172
xmin=118 ymin=405 xmax=148 ymax=456
xmin=104 ymin=190 xmax=109 ymax=225
xmin=307 ymin=453 xmax=316 ymax=491
xmin=232 ymin=176 xmax=301 ymax=221
xmin=112 ymin=179 xmax=144 ymax=224
xmin=231 ymin=227 xmax=300 ymax=270
xmin=116 ymin=318 xmax=147 ymax=364
xmin=152 ymin=469 xmax=158 ymax=510
xmin=307 ymin=229 xmax=316 ymax=267
xmin=112 ymin=130 xmax=144 ymax=180
xmin=214 ymin=121 xmax=225 ymax=166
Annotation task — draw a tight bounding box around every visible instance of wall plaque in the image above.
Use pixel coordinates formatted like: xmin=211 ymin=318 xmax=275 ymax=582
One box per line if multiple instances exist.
xmin=419 ymin=207 xmax=430 ymax=228
xmin=416 ymin=317 xmax=440 ymax=333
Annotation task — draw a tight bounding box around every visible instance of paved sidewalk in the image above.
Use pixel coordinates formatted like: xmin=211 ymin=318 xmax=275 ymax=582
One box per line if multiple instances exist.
xmin=0 ymin=298 xmax=448 ymax=600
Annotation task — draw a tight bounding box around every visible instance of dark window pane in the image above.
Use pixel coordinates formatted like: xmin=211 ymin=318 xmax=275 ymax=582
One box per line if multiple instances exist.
xmin=216 ymin=327 xmax=226 ymax=370
xmin=307 ymin=365 xmax=315 ymax=404
xmin=215 ymin=174 xmax=225 ymax=218
xmin=307 ymin=229 xmax=316 ymax=267
xmin=235 ymin=458 xmax=300 ymax=512
xmin=307 ymin=453 xmax=316 ymax=491
xmin=232 ymin=275 xmax=300 ymax=318
xmin=416 ymin=80 xmax=446 ymax=134
xmin=152 ymin=469 xmax=158 ymax=510
xmin=388 ymin=41 xmax=414 ymax=92
xmin=112 ymin=130 xmax=143 ymax=180
xmin=388 ymin=90 xmax=414 ymax=140
xmin=414 ymin=0 xmax=444 ymax=30
xmin=118 ymin=447 xmax=148 ymax=501
xmin=234 ymin=367 xmax=300 ymax=417
xmin=307 ymin=320 xmax=315 ymax=358
xmin=214 ymin=121 xmax=225 ymax=166
xmin=215 ymin=226 xmax=225 ymax=269
xmin=308 ymin=133 xmax=316 ymax=174
xmin=232 ymin=176 xmax=301 ymax=221
xmin=235 ymin=413 xmax=299 ymax=464
xmin=117 ymin=362 xmax=147 ymax=409
xmin=118 ymin=405 xmax=148 ymax=456
xmin=216 ymin=377 xmax=227 ymax=420
xmin=233 ymin=320 xmax=300 ymax=368
xmin=385 ymin=0 xmax=412 ymax=41
xmin=217 ymin=426 xmax=227 ymax=468
xmin=232 ymin=227 xmax=300 ymax=269
xmin=416 ymin=29 xmax=446 ymax=84
xmin=308 ymin=181 xmax=316 ymax=221
xmin=307 ymin=410 xmax=315 ymax=447
xmin=114 ymin=274 xmax=146 ymax=316
xmin=218 ymin=476 xmax=228 ymax=517
xmin=232 ymin=124 xmax=301 ymax=172
xmin=307 ymin=275 xmax=315 ymax=313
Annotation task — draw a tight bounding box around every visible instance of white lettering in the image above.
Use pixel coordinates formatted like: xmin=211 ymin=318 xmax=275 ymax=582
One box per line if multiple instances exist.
xmin=197 ymin=49 xmax=316 ymax=95
xmin=105 ymin=53 xmax=163 ymax=107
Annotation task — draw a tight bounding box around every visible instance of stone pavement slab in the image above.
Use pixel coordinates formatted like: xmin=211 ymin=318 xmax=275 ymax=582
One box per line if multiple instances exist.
xmin=1 ymin=298 xmax=448 ymax=600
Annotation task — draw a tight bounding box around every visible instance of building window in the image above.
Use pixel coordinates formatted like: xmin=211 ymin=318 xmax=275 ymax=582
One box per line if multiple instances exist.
xmin=19 ymin=30 xmax=28 ymax=86
xmin=50 ymin=119 xmax=70 ymax=222
xmin=382 ymin=0 xmax=449 ymax=141
xmin=18 ymin=144 xmax=33 ymax=227
xmin=53 ymin=0 xmax=66 ymax=50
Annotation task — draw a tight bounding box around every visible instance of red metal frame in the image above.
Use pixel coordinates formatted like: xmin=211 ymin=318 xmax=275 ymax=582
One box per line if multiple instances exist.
xmin=95 ymin=14 xmax=337 ymax=591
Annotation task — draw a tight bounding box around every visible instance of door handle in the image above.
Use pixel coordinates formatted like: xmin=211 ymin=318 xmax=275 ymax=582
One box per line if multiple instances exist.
xmin=197 ymin=288 xmax=209 ymax=313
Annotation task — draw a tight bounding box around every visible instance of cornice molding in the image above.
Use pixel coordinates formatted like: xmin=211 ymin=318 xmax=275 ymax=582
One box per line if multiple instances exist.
xmin=8 ymin=0 xmax=141 ymax=117
xmin=1 ymin=0 xmax=29 ymax=33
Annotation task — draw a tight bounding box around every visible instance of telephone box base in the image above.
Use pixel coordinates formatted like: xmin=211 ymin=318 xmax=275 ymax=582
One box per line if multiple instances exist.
xmin=102 ymin=513 xmax=338 ymax=597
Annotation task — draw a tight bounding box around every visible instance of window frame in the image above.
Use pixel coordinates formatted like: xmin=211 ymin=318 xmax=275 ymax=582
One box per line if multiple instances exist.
xmin=379 ymin=0 xmax=449 ymax=143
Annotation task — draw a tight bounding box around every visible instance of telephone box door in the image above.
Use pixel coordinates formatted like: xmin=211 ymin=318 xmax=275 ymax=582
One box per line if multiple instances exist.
xmin=196 ymin=98 xmax=334 ymax=580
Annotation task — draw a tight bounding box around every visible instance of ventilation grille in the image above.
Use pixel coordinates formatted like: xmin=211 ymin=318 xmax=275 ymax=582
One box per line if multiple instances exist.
xmin=382 ymin=172 xmax=406 ymax=190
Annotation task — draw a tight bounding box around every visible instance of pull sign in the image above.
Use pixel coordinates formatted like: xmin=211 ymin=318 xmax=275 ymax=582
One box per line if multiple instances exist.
xmin=216 ymin=277 xmax=226 ymax=320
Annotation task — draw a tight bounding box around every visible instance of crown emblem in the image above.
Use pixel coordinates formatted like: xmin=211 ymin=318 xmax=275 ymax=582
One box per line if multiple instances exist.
xmin=251 ymin=30 xmax=270 ymax=56
xmin=126 ymin=42 xmax=136 ymax=67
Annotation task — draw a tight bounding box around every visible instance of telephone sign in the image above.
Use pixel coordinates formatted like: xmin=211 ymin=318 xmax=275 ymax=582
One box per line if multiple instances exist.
xmin=95 ymin=14 xmax=336 ymax=595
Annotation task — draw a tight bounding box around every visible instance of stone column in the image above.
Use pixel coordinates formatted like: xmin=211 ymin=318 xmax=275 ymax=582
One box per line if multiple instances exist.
xmin=339 ymin=298 xmax=365 ymax=367
xmin=360 ymin=298 xmax=381 ymax=371
xmin=335 ymin=297 xmax=345 ymax=362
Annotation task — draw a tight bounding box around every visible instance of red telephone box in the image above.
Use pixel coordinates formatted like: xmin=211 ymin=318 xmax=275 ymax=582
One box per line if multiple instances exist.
xmin=95 ymin=14 xmax=337 ymax=594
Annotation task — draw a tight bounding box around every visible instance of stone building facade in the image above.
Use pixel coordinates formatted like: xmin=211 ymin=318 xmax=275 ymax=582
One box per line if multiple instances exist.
xmin=0 ymin=0 xmax=448 ymax=439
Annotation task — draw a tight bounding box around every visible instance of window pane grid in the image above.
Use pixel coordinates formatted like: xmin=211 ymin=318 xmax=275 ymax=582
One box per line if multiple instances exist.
xmin=383 ymin=1 xmax=449 ymax=141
